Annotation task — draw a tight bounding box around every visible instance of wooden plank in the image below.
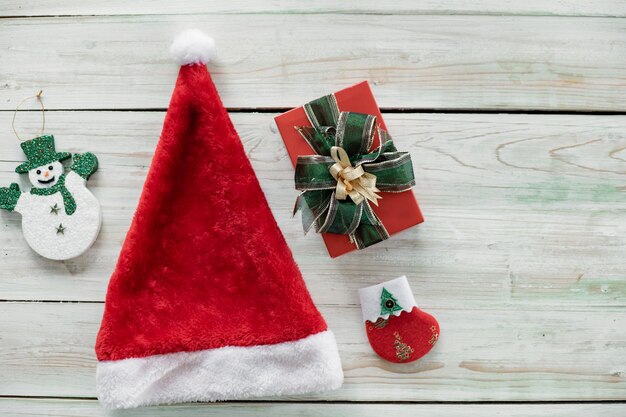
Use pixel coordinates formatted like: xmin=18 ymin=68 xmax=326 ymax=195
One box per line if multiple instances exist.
xmin=1 ymin=399 xmax=626 ymax=417
xmin=2 ymin=0 xmax=626 ymax=18
xmin=1 ymin=15 xmax=625 ymax=111
xmin=0 ymin=302 xmax=625 ymax=400
xmin=0 ymin=111 xmax=625 ymax=307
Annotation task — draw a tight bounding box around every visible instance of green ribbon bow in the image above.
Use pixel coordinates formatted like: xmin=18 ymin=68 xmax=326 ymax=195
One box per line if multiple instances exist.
xmin=30 ymin=173 xmax=77 ymax=215
xmin=293 ymin=94 xmax=416 ymax=249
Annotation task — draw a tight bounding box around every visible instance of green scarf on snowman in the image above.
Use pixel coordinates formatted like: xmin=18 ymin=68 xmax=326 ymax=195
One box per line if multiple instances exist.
xmin=30 ymin=173 xmax=77 ymax=215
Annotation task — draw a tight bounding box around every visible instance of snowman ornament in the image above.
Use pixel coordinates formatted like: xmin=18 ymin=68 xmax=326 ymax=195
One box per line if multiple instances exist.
xmin=0 ymin=135 xmax=101 ymax=260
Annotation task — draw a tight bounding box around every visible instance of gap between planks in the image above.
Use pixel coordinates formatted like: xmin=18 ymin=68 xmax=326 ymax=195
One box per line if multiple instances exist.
xmin=1 ymin=109 xmax=626 ymax=116
xmin=2 ymin=13 xmax=625 ymax=18
xmin=1 ymin=0 xmax=625 ymax=18
xmin=1 ymin=396 xmax=625 ymax=405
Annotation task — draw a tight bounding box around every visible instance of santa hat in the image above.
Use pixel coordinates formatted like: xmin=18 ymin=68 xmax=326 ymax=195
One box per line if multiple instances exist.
xmin=95 ymin=29 xmax=343 ymax=409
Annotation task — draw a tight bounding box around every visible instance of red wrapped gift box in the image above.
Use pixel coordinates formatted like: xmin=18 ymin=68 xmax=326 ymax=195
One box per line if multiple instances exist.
xmin=275 ymin=81 xmax=424 ymax=257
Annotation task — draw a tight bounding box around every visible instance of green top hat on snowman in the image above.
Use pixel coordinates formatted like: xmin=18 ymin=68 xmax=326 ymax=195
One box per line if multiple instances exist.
xmin=15 ymin=135 xmax=71 ymax=173
xmin=2 ymin=133 xmax=99 ymax=215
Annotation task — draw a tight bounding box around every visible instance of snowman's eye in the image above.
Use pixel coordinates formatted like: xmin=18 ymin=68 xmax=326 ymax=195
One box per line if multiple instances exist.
xmin=48 ymin=165 xmax=54 ymax=170
xmin=36 ymin=170 xmax=41 ymax=175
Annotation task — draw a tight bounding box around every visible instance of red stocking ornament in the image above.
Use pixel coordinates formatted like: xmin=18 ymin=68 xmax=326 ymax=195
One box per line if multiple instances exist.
xmin=359 ymin=276 xmax=440 ymax=363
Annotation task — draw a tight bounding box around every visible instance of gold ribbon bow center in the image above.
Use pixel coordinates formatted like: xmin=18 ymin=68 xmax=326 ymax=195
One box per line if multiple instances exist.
xmin=329 ymin=146 xmax=381 ymax=206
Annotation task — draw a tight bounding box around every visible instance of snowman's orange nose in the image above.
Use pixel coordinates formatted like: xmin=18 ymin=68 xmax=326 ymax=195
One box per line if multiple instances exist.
xmin=44 ymin=171 xmax=49 ymax=178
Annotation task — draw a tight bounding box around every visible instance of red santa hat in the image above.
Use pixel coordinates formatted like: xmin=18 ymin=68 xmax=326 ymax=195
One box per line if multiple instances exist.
xmin=95 ymin=29 xmax=343 ymax=409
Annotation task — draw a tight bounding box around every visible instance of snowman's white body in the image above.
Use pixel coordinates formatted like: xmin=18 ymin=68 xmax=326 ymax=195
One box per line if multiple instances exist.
xmin=15 ymin=171 xmax=101 ymax=260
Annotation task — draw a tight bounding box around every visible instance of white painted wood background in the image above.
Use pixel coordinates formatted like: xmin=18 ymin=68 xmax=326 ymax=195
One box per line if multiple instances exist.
xmin=0 ymin=2 xmax=625 ymax=416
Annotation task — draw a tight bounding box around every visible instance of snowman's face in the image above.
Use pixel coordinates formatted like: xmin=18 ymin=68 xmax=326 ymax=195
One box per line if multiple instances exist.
xmin=28 ymin=161 xmax=63 ymax=188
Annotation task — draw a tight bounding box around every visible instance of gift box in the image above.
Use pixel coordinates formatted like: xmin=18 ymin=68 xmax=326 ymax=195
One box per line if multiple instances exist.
xmin=275 ymin=81 xmax=424 ymax=258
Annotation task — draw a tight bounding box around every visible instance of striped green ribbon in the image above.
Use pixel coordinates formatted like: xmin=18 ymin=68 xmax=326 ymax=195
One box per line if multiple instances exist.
xmin=293 ymin=94 xmax=416 ymax=249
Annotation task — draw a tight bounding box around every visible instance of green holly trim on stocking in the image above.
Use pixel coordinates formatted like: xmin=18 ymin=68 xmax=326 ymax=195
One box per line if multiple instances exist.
xmin=380 ymin=287 xmax=403 ymax=316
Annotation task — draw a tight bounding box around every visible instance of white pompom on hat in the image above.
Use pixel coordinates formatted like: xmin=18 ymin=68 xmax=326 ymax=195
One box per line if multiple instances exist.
xmin=170 ymin=29 xmax=216 ymax=65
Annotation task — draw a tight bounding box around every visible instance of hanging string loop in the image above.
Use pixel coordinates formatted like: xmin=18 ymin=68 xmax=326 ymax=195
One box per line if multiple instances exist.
xmin=12 ymin=90 xmax=46 ymax=142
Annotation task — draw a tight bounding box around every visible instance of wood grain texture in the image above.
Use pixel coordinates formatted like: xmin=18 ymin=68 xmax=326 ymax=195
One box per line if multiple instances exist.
xmin=1 ymin=3 xmax=625 ymax=411
xmin=3 ymin=0 xmax=626 ymax=17
xmin=1 ymin=399 xmax=626 ymax=417
xmin=0 ymin=302 xmax=625 ymax=400
xmin=0 ymin=111 xmax=624 ymax=307
xmin=0 ymin=111 xmax=624 ymax=402
xmin=1 ymin=15 xmax=625 ymax=111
